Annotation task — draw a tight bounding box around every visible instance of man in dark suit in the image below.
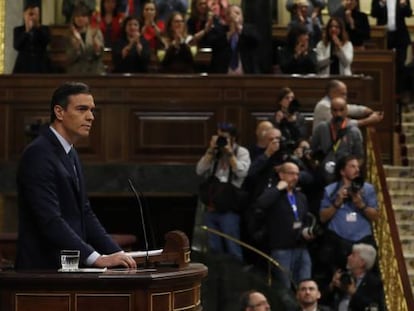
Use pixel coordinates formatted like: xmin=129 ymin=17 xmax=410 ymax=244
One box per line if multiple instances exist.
xmin=13 ymin=3 xmax=51 ymax=73
xmin=326 ymin=243 xmax=384 ymax=311
xmin=208 ymin=4 xmax=261 ymax=74
xmin=371 ymin=0 xmax=412 ymax=92
xmin=15 ymin=82 xmax=137 ymax=270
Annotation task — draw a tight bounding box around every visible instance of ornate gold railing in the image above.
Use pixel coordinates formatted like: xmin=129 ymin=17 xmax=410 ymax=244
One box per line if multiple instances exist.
xmin=366 ymin=127 xmax=414 ymax=311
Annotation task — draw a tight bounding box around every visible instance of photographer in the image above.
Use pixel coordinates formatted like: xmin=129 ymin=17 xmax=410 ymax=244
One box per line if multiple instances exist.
xmin=254 ymin=162 xmax=315 ymax=289
xmin=271 ymin=87 xmax=307 ymax=144
xmin=196 ymin=123 xmax=251 ymax=261
xmin=318 ymin=155 xmax=379 ymax=286
xmin=326 ymin=243 xmax=384 ymax=311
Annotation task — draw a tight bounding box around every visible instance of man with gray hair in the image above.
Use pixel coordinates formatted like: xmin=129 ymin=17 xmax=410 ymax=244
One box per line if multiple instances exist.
xmin=326 ymin=243 xmax=384 ymax=311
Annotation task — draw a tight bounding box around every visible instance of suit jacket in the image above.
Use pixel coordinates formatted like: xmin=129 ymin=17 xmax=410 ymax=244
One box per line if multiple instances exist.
xmin=371 ymin=0 xmax=412 ymax=47
xmin=328 ymin=271 xmax=385 ymax=311
xmin=13 ymin=25 xmax=51 ymax=73
xmin=15 ymin=127 xmax=121 ymax=270
xmin=208 ymin=23 xmax=261 ymax=74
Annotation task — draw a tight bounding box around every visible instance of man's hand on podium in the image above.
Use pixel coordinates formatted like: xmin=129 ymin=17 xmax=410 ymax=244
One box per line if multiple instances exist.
xmin=94 ymin=252 xmax=137 ymax=269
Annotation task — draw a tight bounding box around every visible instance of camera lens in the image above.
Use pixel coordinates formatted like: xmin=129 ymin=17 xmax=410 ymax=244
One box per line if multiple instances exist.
xmin=216 ymin=136 xmax=228 ymax=148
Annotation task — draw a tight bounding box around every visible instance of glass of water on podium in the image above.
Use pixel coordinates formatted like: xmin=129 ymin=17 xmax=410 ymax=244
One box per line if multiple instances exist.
xmin=60 ymin=250 xmax=80 ymax=271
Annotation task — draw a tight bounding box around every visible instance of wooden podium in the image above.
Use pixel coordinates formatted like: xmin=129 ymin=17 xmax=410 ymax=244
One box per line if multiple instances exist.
xmin=0 ymin=231 xmax=208 ymax=311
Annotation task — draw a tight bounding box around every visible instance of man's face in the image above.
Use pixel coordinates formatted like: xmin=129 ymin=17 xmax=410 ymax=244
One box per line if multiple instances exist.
xmin=24 ymin=7 xmax=40 ymax=24
xmin=330 ymin=98 xmax=348 ymax=121
xmin=347 ymin=249 xmax=365 ymax=271
xmin=296 ymin=280 xmax=321 ymax=308
xmin=55 ymin=93 xmax=95 ymax=144
xmin=247 ymin=292 xmax=270 ymax=311
xmin=341 ymin=159 xmax=360 ymax=181
xmin=279 ymin=162 xmax=300 ymax=189
xmin=226 ymin=6 xmax=243 ymax=25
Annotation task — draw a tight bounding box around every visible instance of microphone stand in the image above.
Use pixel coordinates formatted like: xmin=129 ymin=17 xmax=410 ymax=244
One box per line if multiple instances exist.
xmin=128 ymin=178 xmax=150 ymax=268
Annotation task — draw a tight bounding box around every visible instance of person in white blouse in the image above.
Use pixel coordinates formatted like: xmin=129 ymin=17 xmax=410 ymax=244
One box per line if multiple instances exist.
xmin=315 ymin=17 xmax=353 ymax=76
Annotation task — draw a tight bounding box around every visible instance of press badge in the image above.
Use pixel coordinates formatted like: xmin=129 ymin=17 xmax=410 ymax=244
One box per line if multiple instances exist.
xmin=346 ymin=212 xmax=357 ymax=222
xmin=293 ymin=221 xmax=302 ymax=229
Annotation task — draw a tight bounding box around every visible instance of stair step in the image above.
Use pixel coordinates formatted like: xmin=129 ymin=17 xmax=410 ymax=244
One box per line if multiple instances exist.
xmin=386 ymin=177 xmax=414 ymax=191
xmin=400 ymin=236 xmax=414 ymax=253
xmin=393 ymin=208 xmax=414 ymax=222
xmin=401 ymin=112 xmax=414 ymax=123
xmin=384 ymin=165 xmax=414 ymax=178
xmin=397 ymin=221 xmax=414 ymax=235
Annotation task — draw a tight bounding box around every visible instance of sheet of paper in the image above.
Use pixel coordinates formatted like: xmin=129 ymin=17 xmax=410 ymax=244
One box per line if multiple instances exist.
xmin=126 ymin=249 xmax=163 ymax=258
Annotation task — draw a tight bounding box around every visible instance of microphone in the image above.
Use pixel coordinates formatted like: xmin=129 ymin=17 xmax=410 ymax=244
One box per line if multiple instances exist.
xmin=128 ymin=178 xmax=150 ymax=267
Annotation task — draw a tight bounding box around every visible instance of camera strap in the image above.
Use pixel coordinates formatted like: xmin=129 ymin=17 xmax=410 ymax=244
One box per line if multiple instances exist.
xmin=287 ymin=192 xmax=299 ymax=221
xmin=329 ymin=120 xmax=348 ymax=153
xmin=209 ymin=146 xmax=239 ymax=183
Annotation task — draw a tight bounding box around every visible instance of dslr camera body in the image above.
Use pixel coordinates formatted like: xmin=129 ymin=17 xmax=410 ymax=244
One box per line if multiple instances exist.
xmin=339 ymin=270 xmax=353 ymax=288
xmin=215 ymin=135 xmax=228 ymax=149
xmin=348 ymin=176 xmax=365 ymax=194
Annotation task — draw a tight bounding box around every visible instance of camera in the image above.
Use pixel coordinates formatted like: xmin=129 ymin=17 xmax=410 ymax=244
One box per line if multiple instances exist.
xmin=339 ymin=271 xmax=353 ymax=287
xmin=216 ymin=136 xmax=228 ymax=148
xmin=349 ymin=176 xmax=364 ymax=194
xmin=306 ymin=212 xmax=324 ymax=237
xmin=288 ymin=99 xmax=300 ymax=115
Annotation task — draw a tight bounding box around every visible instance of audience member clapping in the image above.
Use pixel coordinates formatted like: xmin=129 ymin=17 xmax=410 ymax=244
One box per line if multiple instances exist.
xmin=140 ymin=1 xmax=165 ymax=51
xmin=159 ymin=12 xmax=196 ymax=73
xmin=331 ymin=0 xmax=370 ymax=50
xmin=112 ymin=15 xmax=151 ymax=73
xmin=287 ymin=0 xmax=322 ymax=48
xmin=66 ymin=3 xmax=105 ymax=74
xmin=278 ymin=25 xmax=318 ymax=74
xmin=209 ymin=5 xmax=260 ymax=74
xmin=91 ymin=0 xmax=124 ymax=48
xmin=13 ymin=4 xmax=51 ymax=73
xmin=315 ymin=17 xmax=353 ymax=76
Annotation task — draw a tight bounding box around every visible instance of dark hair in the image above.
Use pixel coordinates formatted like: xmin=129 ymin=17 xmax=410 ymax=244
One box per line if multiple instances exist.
xmin=23 ymin=3 xmax=39 ymax=11
xmin=50 ymin=82 xmax=91 ymax=122
xmin=286 ymin=24 xmax=308 ymax=50
xmin=190 ymin=0 xmax=208 ymax=20
xmin=323 ymin=17 xmax=349 ymax=46
xmin=334 ymin=153 xmax=360 ymax=180
xmin=140 ymin=1 xmax=159 ymax=27
xmin=121 ymin=15 xmax=140 ymax=40
xmin=239 ymin=290 xmax=256 ymax=311
xmin=217 ymin=122 xmax=238 ymax=139
xmin=276 ymin=87 xmax=293 ymax=107
xmin=296 ymin=278 xmax=319 ymax=291
xmin=72 ymin=2 xmax=92 ymax=18
xmin=100 ymin=0 xmax=121 ymax=17
xmin=164 ymin=11 xmax=187 ymax=40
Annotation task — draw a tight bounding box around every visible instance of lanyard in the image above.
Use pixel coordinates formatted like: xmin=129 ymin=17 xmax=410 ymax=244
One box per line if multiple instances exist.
xmin=329 ymin=119 xmax=347 ymax=152
xmin=287 ymin=192 xmax=299 ymax=221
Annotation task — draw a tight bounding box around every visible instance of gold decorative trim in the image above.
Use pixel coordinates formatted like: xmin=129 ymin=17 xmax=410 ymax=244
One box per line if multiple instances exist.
xmin=0 ymin=0 xmax=4 ymax=73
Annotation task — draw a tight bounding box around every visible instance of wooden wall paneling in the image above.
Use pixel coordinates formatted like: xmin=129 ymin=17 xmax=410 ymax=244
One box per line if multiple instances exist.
xmin=353 ymin=50 xmax=396 ymax=163
xmin=128 ymin=109 xmax=216 ymax=162
xmin=0 ymin=105 xmax=6 ymax=161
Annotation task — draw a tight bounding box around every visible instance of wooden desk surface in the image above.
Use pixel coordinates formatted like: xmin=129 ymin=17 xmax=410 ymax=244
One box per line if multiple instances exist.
xmin=0 ymin=263 xmax=208 ymax=311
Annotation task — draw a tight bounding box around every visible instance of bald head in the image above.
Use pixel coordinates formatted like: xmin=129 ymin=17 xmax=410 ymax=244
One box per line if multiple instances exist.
xmin=327 ymin=80 xmax=347 ymax=100
xmin=256 ymin=121 xmax=274 ymax=140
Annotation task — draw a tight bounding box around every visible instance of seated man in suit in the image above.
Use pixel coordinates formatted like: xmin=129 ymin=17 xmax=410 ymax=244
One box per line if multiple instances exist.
xmin=15 ymin=82 xmax=137 ymax=270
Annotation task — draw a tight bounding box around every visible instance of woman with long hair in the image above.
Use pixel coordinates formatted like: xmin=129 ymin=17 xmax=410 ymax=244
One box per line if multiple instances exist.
xmin=91 ymin=0 xmax=123 ymax=48
xmin=315 ymin=17 xmax=353 ymax=76
xmin=159 ymin=12 xmax=195 ymax=73
xmin=140 ymin=1 xmax=165 ymax=51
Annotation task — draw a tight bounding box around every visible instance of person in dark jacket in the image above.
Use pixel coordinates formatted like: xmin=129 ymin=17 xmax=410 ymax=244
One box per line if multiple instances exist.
xmin=208 ymin=4 xmax=260 ymax=74
xmin=13 ymin=4 xmax=51 ymax=73
xmin=112 ymin=16 xmax=151 ymax=73
xmin=332 ymin=0 xmax=370 ymax=49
